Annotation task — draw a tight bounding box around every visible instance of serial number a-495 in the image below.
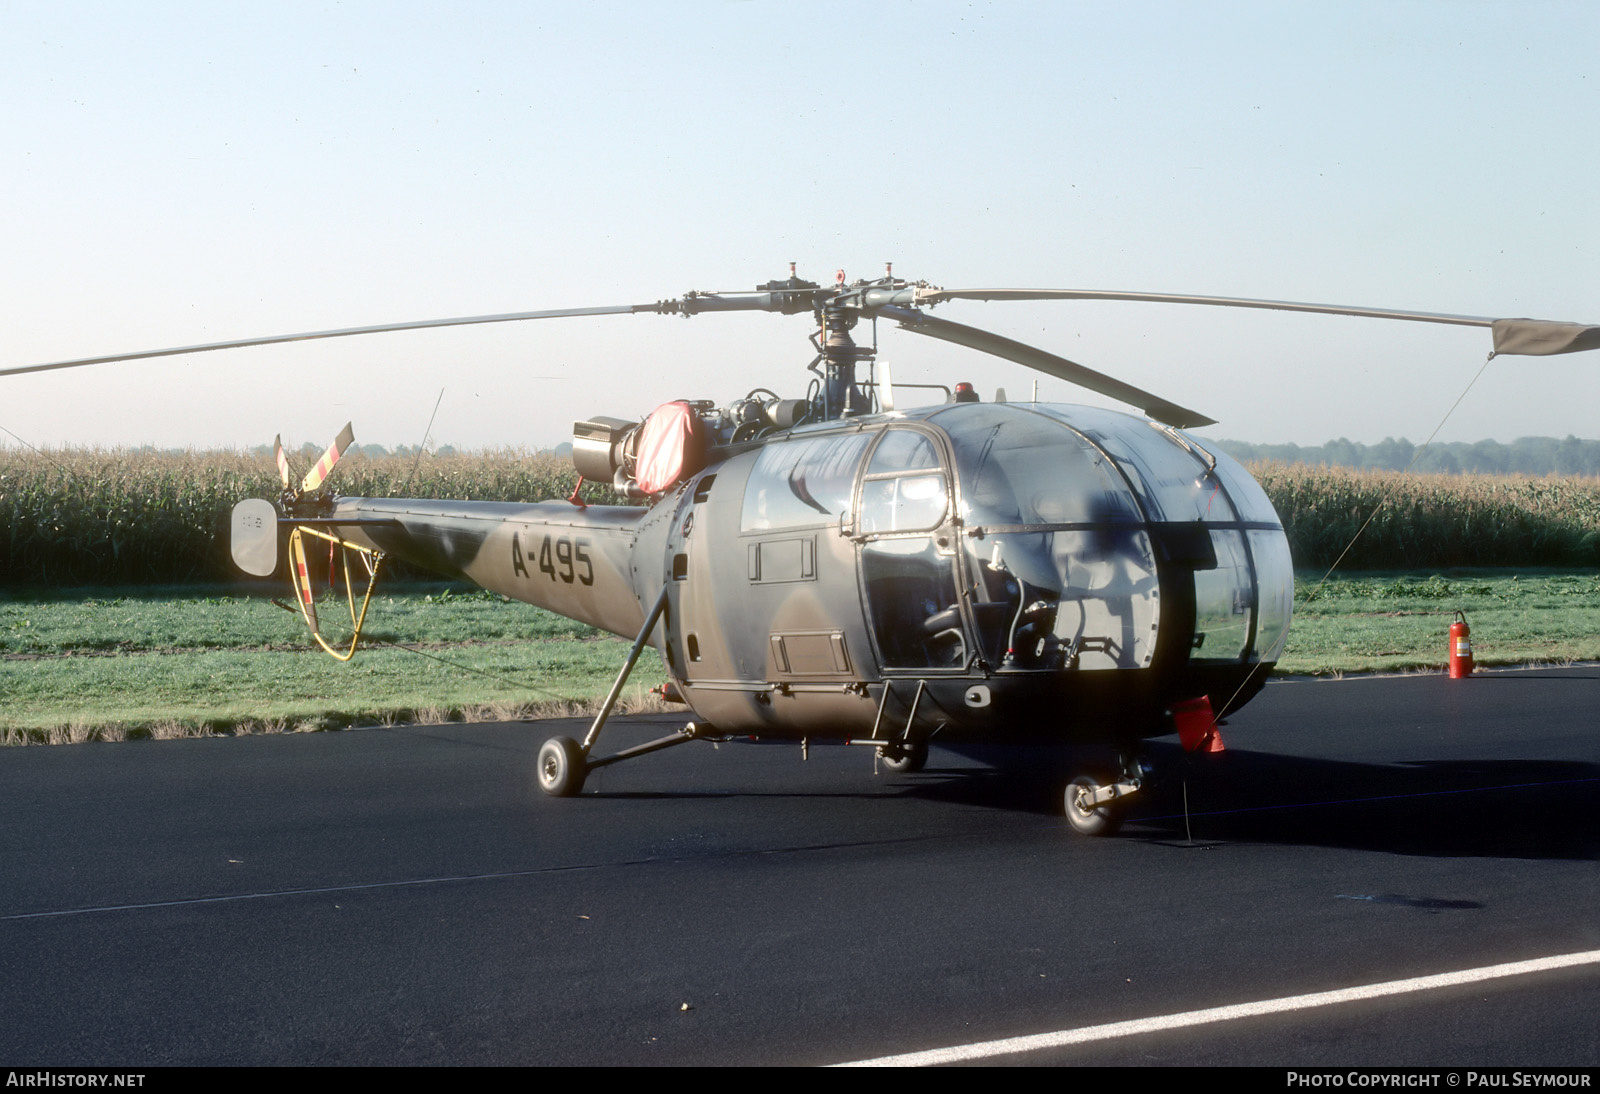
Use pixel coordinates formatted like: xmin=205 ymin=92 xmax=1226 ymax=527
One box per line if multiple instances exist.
xmin=512 ymin=532 xmax=594 ymax=586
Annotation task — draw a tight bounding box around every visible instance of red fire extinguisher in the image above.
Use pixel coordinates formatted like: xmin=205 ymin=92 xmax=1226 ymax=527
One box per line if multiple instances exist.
xmin=1448 ymin=610 xmax=1474 ymax=678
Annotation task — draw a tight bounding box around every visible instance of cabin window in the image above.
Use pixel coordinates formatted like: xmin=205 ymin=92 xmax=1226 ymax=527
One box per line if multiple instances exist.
xmin=1191 ymin=530 xmax=1253 ymax=662
xmin=866 ymin=429 xmax=941 ymax=475
xmin=858 ymin=429 xmax=949 ymax=535
xmin=936 ymin=405 xmax=1139 ymax=530
xmin=740 ymin=432 xmax=871 ymax=532
xmin=858 ymin=474 xmax=948 ymax=534
xmin=1248 ymin=529 xmax=1294 ymax=661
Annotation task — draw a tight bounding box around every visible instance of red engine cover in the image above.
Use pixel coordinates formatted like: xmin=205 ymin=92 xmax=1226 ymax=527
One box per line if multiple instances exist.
xmin=633 ymin=401 xmax=709 ymax=494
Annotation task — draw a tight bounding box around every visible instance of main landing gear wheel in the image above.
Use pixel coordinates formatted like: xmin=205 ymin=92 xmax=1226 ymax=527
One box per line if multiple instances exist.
xmin=537 ymin=736 xmax=588 ymax=797
xmin=879 ymin=743 xmax=928 ymax=774
xmin=1064 ymin=775 xmax=1122 ymax=837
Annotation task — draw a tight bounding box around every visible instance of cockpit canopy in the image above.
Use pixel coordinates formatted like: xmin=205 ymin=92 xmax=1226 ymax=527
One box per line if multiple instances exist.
xmin=740 ymin=402 xmax=1293 ymax=673
xmin=928 ymin=402 xmax=1292 ymax=670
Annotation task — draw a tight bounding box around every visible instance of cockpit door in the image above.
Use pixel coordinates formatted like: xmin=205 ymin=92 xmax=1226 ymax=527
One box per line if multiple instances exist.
xmin=854 ymin=427 xmax=966 ymax=671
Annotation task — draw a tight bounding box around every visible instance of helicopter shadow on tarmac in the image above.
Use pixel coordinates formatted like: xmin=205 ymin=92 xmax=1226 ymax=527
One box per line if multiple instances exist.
xmin=897 ymin=740 xmax=1600 ymax=861
xmin=563 ymin=724 xmax=1599 ymax=861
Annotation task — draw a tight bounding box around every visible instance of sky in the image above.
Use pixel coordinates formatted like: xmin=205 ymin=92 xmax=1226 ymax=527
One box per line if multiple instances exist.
xmin=3 ymin=0 xmax=1596 ymax=453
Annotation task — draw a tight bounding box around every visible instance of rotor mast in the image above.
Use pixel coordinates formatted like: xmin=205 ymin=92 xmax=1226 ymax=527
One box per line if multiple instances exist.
xmin=817 ymin=267 xmax=882 ymax=420
xmin=658 ymin=263 xmax=911 ymax=422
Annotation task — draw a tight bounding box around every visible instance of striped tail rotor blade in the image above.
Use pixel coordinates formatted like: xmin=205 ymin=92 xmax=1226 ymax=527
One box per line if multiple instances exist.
xmin=289 ymin=532 xmax=319 ymax=634
xmin=300 ymin=422 xmax=355 ymax=494
xmin=274 ymin=434 xmax=291 ymax=490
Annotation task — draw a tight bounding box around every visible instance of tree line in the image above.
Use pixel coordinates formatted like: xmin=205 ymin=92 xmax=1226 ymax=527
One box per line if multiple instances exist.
xmin=1211 ymin=435 xmax=1600 ymax=477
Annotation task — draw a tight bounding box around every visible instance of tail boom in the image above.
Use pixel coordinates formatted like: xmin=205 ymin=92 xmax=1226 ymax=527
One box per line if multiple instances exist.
xmin=327 ymin=497 xmax=649 ymax=638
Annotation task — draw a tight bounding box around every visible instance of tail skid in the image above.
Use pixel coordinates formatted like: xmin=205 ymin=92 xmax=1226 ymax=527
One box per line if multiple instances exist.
xmin=282 ymin=523 xmax=386 ymax=661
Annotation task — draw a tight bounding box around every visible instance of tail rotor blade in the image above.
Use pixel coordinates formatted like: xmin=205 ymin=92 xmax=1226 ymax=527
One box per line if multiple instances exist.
xmin=300 ymin=422 xmax=355 ymax=494
xmin=274 ymin=434 xmax=291 ymax=491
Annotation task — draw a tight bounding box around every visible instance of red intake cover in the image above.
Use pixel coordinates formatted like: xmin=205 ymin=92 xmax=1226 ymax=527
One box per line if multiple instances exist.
xmin=633 ymin=401 xmax=709 ymax=494
xmin=1173 ymin=695 xmax=1225 ymax=753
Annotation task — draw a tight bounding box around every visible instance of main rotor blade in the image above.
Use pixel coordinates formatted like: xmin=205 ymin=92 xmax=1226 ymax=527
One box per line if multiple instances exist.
xmin=914 ymin=288 xmax=1600 ymax=357
xmin=0 ymin=304 xmax=649 ymax=378
xmin=300 ymin=422 xmax=355 ymax=494
xmin=878 ymin=305 xmax=1215 ymax=428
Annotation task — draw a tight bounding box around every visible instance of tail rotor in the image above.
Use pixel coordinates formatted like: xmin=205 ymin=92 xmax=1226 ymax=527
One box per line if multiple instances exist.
xmin=275 ymin=421 xmax=354 ymax=507
xmin=238 ymin=421 xmax=390 ymax=661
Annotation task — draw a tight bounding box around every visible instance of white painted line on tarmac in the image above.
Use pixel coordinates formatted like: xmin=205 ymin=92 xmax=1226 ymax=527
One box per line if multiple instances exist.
xmin=833 ymin=948 xmax=1600 ymax=1067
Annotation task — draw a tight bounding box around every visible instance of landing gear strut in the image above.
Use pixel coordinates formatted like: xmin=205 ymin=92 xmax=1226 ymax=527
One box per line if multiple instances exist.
xmin=536 ymin=584 xmax=706 ymax=797
xmin=863 ymin=679 xmax=930 ymax=774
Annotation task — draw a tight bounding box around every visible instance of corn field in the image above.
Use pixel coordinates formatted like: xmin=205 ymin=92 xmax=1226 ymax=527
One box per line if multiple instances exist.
xmin=1252 ymin=463 xmax=1600 ymax=569
xmin=3 ymin=449 xmax=1599 ymax=586
xmin=0 ymin=447 xmax=613 ymax=585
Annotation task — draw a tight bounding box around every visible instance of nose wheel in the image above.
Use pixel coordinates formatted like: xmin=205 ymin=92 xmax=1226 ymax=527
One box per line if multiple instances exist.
xmin=1064 ymin=775 xmax=1122 ymax=836
xmin=1063 ymin=756 xmax=1146 ymax=836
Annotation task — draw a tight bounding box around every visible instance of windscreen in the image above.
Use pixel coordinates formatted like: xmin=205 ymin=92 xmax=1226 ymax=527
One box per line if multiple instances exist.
xmin=931 ymin=403 xmax=1293 ymax=668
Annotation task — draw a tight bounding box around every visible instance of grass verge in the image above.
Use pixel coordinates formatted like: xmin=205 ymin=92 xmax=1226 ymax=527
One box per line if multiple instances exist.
xmin=3 ymin=571 xmax=1597 ymax=743
xmin=1280 ymin=569 xmax=1600 ymax=675
xmin=1 ymin=583 xmax=667 ymax=743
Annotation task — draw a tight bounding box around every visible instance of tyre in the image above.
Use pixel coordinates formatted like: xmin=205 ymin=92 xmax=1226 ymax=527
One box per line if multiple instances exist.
xmin=879 ymin=743 xmax=928 ymax=774
xmin=537 ymin=736 xmax=588 ymax=797
xmin=1064 ymin=774 xmax=1121 ymax=837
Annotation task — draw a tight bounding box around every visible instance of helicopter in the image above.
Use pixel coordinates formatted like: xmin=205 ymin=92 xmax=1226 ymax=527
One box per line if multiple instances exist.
xmin=7 ymin=267 xmax=1596 ymax=834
